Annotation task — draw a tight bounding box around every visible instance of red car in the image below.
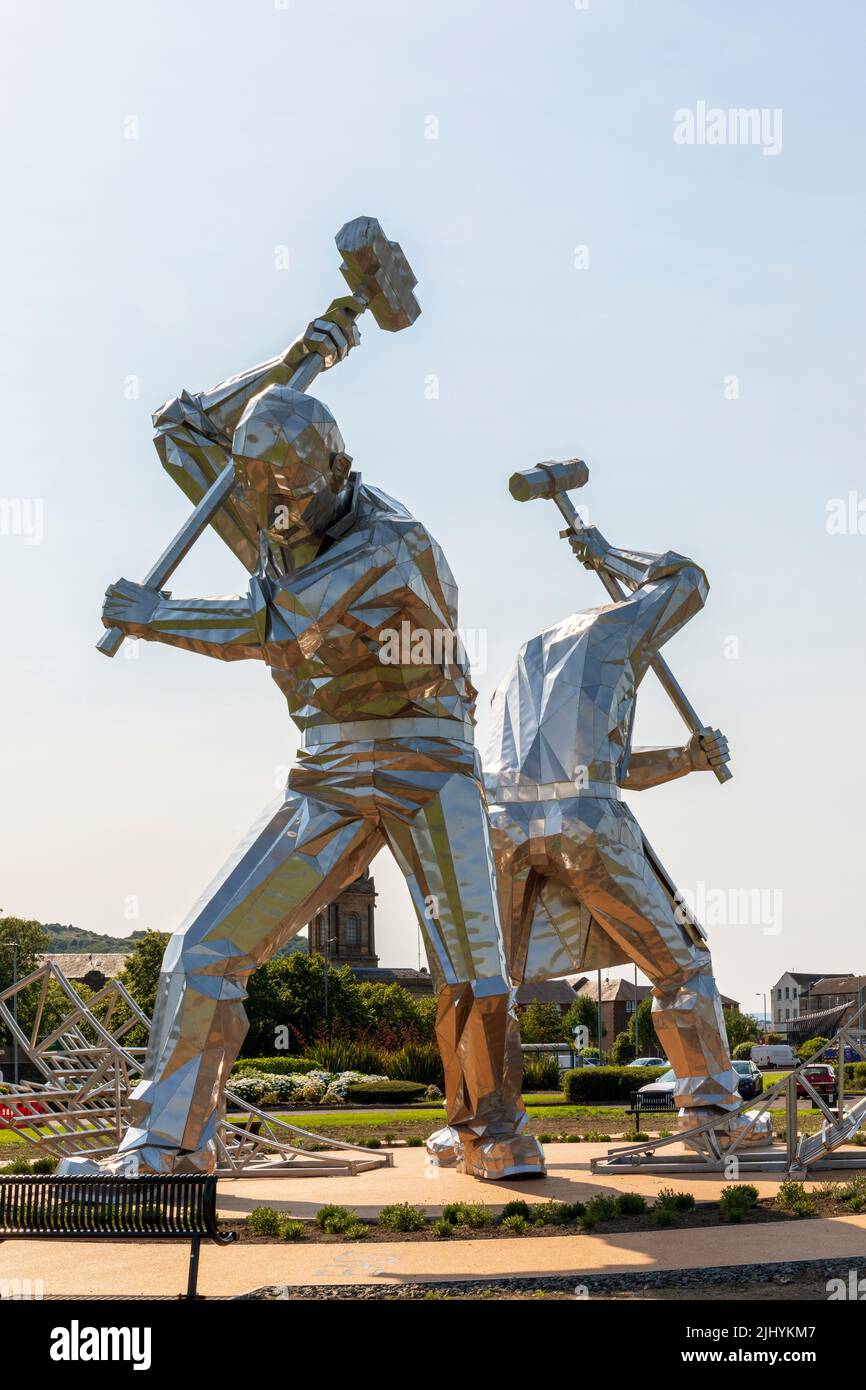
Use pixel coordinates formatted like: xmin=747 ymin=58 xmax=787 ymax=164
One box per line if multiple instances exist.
xmin=0 ymin=1099 xmax=46 ymax=1124
xmin=795 ymin=1065 xmax=838 ymax=1106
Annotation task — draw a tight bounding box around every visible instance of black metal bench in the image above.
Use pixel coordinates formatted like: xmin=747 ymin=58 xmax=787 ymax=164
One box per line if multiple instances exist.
xmin=628 ymin=1089 xmax=676 ymax=1129
xmin=0 ymin=1173 xmax=236 ymax=1298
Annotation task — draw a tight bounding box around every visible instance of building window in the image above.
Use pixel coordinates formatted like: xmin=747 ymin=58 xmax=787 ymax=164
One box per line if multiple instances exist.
xmin=344 ymin=913 xmax=360 ymax=947
xmin=776 ymin=988 xmax=782 ymax=1000
xmin=626 ymin=1000 xmax=635 ymax=1014
xmin=315 ymin=915 xmax=324 ymax=949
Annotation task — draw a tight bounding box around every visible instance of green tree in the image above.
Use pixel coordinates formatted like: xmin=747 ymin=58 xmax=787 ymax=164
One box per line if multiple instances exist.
xmin=244 ymin=953 xmax=367 ymax=1055
xmin=0 ymin=917 xmax=50 ymax=1045
xmin=564 ymin=994 xmax=601 ymax=1046
xmin=119 ymin=930 xmax=169 ymax=1019
xmin=355 ymin=982 xmax=420 ymax=1034
xmin=629 ymin=997 xmax=662 ymax=1057
xmin=799 ymin=1036 xmax=830 ymax=1061
xmin=723 ymin=1006 xmax=761 ymax=1053
xmin=610 ymin=1029 xmax=636 ymax=1064
xmin=519 ymin=1000 xmax=568 ymax=1043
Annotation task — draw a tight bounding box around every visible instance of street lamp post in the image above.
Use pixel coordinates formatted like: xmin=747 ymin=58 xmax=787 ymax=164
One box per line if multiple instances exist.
xmin=756 ymin=991 xmax=768 ymax=1038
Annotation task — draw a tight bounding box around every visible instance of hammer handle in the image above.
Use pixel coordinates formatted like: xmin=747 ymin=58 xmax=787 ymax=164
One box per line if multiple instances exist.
xmin=96 ymin=351 xmax=327 ymax=657
xmin=553 ymin=492 xmax=732 ymax=785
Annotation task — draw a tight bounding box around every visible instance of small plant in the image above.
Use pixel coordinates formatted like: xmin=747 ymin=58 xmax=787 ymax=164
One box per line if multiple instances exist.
xmin=315 ymin=1204 xmax=356 ymax=1234
xmin=278 ymin=1217 xmax=307 ymax=1242
xmin=405 ymin=1136 xmax=424 ymax=1147
xmin=655 ymin=1187 xmax=695 ymax=1213
xmin=622 ymin=1129 xmax=650 ymax=1142
xmin=441 ymin=1201 xmax=492 ymax=1229
xmin=719 ymin=1183 xmax=759 ymax=1224
xmin=537 ymin=1133 xmax=554 ymax=1143
xmin=1 ymin=1159 xmax=33 ymax=1175
xmin=378 ymin=1202 xmax=426 ymax=1233
xmin=247 ymin=1206 xmax=283 ymax=1237
xmin=775 ymin=1180 xmax=817 ymax=1217
xmin=431 ymin=1218 xmax=453 ymax=1238
xmin=579 ymin=1210 xmax=598 ymax=1232
xmin=343 ymin=1221 xmax=369 ymax=1240
xmin=499 ymin=1200 xmax=531 ymax=1222
xmin=501 ymin=1214 xmax=526 ymax=1234
xmin=532 ymin=1200 xmax=573 ymax=1226
xmin=480 ymin=1287 xmax=495 ymax=1298
xmin=423 ymin=1289 xmax=445 ymax=1299
xmin=583 ymin=1131 xmax=612 ymax=1143
xmin=383 ymin=1133 xmax=396 ymax=1145
xmin=615 ymin=1192 xmax=647 ymax=1216
xmin=583 ymin=1194 xmax=618 ymax=1222
xmin=532 ymin=1288 xmax=547 ymax=1298
xmin=652 ymin=1206 xmax=675 ymax=1227
xmin=566 ymin=1134 xmax=583 ymax=1143
xmin=364 ymin=1138 xmax=382 ymax=1149
xmin=30 ymin=1157 xmax=58 ymax=1174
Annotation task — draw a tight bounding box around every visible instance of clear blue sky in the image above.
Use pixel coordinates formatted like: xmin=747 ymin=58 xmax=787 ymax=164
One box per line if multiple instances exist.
xmin=1 ymin=0 xmax=864 ymax=1011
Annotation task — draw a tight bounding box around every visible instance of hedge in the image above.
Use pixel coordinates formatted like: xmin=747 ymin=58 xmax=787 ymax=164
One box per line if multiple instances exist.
xmin=563 ymin=1066 xmax=667 ymax=1103
xmin=344 ymin=1080 xmax=428 ymax=1105
xmin=231 ymin=1057 xmax=320 ymax=1077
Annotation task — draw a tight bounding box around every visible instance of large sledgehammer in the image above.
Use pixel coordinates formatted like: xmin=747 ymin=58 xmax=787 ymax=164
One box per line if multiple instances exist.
xmin=97 ymin=216 xmax=420 ymax=657
xmin=509 ymin=458 xmax=732 ymax=784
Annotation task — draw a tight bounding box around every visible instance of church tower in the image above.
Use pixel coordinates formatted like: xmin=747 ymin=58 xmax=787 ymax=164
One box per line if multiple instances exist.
xmin=307 ymin=868 xmax=378 ymax=968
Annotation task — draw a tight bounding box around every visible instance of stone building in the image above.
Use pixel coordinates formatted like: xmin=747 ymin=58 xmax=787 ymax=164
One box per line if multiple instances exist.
xmin=306 ymin=871 xmax=433 ymax=996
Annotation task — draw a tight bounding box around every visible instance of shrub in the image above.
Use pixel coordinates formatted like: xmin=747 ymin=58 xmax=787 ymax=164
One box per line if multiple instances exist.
xmin=499 ymin=1200 xmax=531 ymax=1222
xmin=431 ymin=1218 xmax=453 ymax=1238
xmin=775 ymin=1181 xmax=817 ymax=1217
xmin=405 ymin=1136 xmax=424 ymax=1147
xmin=652 ymin=1207 xmax=675 ymax=1227
xmin=583 ymin=1131 xmax=612 ymax=1143
xmin=720 ymin=1184 xmax=759 ymax=1223
xmin=522 ymin=1056 xmax=562 ymax=1091
xmin=537 ymin=1133 xmax=554 ymax=1143
xmin=278 ymin=1217 xmax=307 ymax=1241
xmin=306 ymin=1038 xmax=386 ymax=1075
xmin=610 ymin=1031 xmax=636 ymax=1065
xmin=30 ymin=1157 xmax=57 ymax=1174
xmin=344 ymin=1221 xmax=369 ymax=1240
xmin=247 ymin=1206 xmax=283 ymax=1237
xmin=344 ymin=1080 xmax=427 ymax=1105
xmin=579 ymin=1210 xmax=599 ymax=1231
xmin=563 ymin=1066 xmax=666 ymax=1103
xmin=315 ymin=1204 xmax=355 ymax=1234
xmin=232 ymin=1056 xmax=319 ymax=1077
xmin=584 ymin=1195 xmax=617 ymax=1222
xmin=441 ymin=1201 xmax=492 ymax=1229
xmin=502 ymin=1214 xmax=526 ymax=1234
xmin=533 ymin=1200 xmax=577 ymax=1226
xmin=380 ymin=1043 xmax=444 ymax=1088
xmin=615 ymin=1192 xmax=647 ymax=1215
xmin=732 ymin=1042 xmax=754 ymax=1061
xmin=378 ymin=1203 xmax=426 ymax=1233
xmin=798 ymin=1037 xmax=830 ymax=1062
xmin=622 ymin=1129 xmax=650 ymax=1142
xmin=655 ymin=1188 xmax=695 ymax=1213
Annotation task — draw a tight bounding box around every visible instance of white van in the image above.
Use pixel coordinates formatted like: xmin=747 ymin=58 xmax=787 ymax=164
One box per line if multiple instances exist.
xmin=750 ymin=1043 xmax=799 ymax=1069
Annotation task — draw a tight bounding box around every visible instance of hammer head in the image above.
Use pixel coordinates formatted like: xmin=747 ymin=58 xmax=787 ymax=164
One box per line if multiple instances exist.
xmin=509 ymin=458 xmax=589 ymax=502
xmin=336 ymin=216 xmax=421 ymax=332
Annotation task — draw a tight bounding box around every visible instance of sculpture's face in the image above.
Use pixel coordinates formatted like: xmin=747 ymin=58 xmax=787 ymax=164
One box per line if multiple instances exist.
xmin=233 ymin=386 xmax=349 ymax=542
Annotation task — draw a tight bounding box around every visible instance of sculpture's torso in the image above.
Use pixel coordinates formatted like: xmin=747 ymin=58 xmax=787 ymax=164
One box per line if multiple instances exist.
xmin=486 ymin=603 xmax=642 ymax=788
xmin=257 ymin=482 xmax=476 ymax=733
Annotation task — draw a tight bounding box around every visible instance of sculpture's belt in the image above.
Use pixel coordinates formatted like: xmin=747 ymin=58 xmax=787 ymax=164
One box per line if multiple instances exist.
xmin=486 ymin=779 xmax=622 ymax=802
xmin=301 ymin=716 xmax=475 ymax=748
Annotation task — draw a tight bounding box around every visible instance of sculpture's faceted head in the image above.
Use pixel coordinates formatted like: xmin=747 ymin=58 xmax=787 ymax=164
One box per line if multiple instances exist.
xmin=233 ymin=386 xmax=352 ymax=543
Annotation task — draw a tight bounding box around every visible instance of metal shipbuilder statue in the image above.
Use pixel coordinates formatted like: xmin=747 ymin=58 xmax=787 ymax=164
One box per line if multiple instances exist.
xmin=63 ymin=220 xmax=543 ymax=1182
xmin=484 ymin=459 xmax=772 ymax=1154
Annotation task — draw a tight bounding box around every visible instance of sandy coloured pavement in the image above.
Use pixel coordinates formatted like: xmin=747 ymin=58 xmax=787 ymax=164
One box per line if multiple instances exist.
xmin=3 ymin=1144 xmax=866 ymax=1297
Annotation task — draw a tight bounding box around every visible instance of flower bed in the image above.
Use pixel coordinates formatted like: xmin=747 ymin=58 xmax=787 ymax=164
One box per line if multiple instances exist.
xmin=227 ymin=1069 xmax=441 ymax=1108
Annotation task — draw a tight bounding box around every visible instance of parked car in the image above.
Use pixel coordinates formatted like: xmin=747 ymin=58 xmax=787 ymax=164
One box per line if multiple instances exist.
xmin=751 ymin=1044 xmax=800 ymax=1069
xmin=636 ymin=1069 xmax=677 ymax=1104
xmin=796 ymin=1064 xmax=838 ymax=1106
xmin=732 ymin=1059 xmax=763 ymax=1100
xmin=631 ymin=1056 xmax=667 ymax=1068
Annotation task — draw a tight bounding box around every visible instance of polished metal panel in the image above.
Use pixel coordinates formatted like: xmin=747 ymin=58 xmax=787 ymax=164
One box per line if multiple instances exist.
xmin=486 ymin=460 xmax=746 ymax=1140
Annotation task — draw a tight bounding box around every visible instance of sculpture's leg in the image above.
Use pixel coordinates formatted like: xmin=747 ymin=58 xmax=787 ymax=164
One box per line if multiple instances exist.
xmin=381 ymin=753 xmax=544 ymax=1179
xmin=61 ymin=786 xmax=381 ymax=1175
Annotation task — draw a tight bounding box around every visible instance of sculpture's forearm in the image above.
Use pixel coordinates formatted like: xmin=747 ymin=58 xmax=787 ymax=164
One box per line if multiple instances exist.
xmin=103 ymin=580 xmax=264 ymax=661
xmin=623 ymin=745 xmax=692 ymax=790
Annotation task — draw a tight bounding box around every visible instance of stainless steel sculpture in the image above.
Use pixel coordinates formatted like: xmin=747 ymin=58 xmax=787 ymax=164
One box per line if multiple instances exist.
xmin=62 ymin=218 xmax=542 ymax=1181
xmin=485 ymin=458 xmax=770 ymax=1150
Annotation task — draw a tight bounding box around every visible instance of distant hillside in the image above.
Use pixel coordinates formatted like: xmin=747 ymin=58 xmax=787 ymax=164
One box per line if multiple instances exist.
xmin=41 ymin=924 xmax=147 ymax=954
xmin=40 ymin=924 xmax=309 ymax=957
